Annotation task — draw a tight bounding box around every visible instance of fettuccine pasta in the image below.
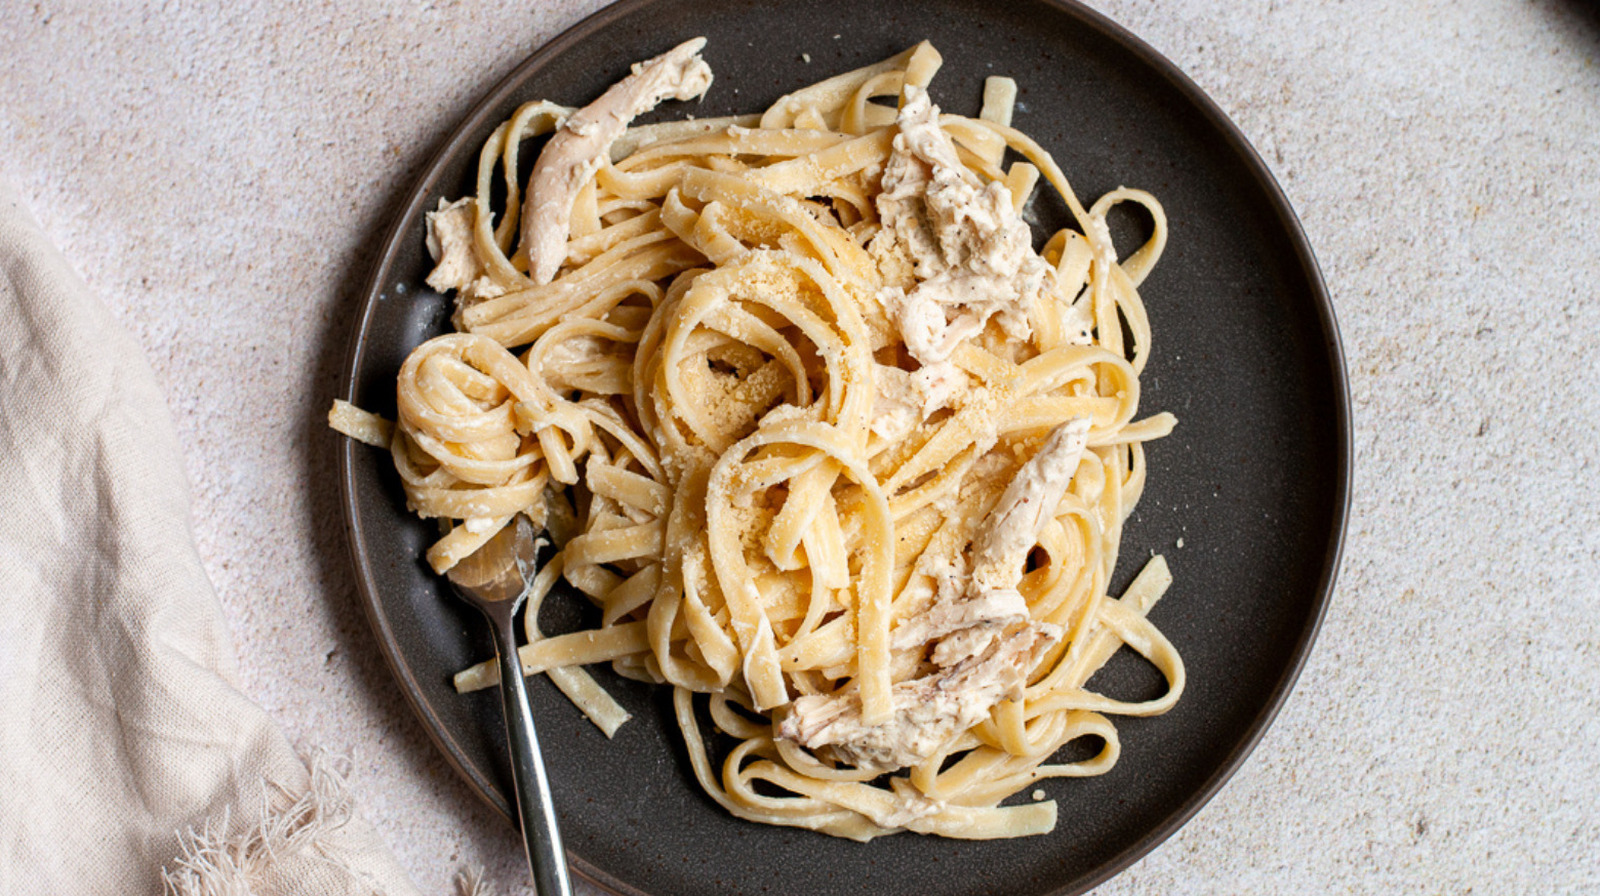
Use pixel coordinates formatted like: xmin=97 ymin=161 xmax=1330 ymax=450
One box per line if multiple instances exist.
xmin=331 ymin=37 xmax=1182 ymax=840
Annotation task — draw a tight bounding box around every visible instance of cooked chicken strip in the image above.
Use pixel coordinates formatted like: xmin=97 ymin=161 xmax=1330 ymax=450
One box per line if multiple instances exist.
xmin=968 ymin=416 xmax=1091 ymax=595
xmin=521 ymin=37 xmax=713 ymax=285
xmin=782 ymin=418 xmax=1090 ymax=770
xmin=784 ymin=623 xmax=1060 ymax=771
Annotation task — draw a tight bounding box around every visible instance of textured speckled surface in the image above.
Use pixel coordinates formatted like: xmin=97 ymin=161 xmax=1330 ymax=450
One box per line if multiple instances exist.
xmin=3 ymin=1 xmax=1598 ymax=893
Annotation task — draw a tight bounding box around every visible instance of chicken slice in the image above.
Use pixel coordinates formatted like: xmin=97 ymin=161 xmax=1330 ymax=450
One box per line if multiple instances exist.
xmin=521 ymin=37 xmax=713 ymax=284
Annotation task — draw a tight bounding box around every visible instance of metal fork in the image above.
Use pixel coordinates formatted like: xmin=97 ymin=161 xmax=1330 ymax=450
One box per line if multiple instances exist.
xmin=446 ymin=516 xmax=572 ymax=896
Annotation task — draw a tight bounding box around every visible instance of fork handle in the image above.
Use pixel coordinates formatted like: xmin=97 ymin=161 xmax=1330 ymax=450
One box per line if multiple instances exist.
xmin=488 ymin=609 xmax=573 ymax=896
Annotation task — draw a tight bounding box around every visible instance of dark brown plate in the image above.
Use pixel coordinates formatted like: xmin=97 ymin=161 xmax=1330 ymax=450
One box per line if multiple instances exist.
xmin=336 ymin=1 xmax=1350 ymax=894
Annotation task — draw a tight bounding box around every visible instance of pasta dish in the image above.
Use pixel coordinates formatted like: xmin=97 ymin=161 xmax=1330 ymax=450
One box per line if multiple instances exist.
xmin=331 ymin=37 xmax=1183 ymax=840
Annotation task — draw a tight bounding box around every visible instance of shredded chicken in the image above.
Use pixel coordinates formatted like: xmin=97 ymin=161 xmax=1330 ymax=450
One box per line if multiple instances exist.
xmin=871 ymin=85 xmax=1053 ymax=367
xmin=870 ymin=363 xmax=965 ymax=442
xmin=784 ymin=622 xmax=1060 ymax=772
xmin=782 ymin=417 xmax=1091 ymax=770
xmin=521 ymin=37 xmax=713 ymax=285
xmin=423 ymin=197 xmax=482 ymax=293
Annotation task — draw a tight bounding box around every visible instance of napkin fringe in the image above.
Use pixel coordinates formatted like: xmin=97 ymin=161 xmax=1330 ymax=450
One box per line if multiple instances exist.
xmin=160 ymin=752 xmax=358 ymax=896
xmin=159 ymin=753 xmax=491 ymax=896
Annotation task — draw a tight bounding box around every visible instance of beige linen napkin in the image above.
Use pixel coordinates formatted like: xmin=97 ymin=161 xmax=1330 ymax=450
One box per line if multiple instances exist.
xmin=0 ymin=177 xmax=424 ymax=895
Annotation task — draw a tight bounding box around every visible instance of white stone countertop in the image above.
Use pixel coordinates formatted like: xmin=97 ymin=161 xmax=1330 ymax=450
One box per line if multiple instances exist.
xmin=3 ymin=0 xmax=1597 ymax=893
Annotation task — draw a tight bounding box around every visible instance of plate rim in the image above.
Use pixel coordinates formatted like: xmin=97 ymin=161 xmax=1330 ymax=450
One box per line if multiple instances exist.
xmin=336 ymin=0 xmax=1353 ymax=892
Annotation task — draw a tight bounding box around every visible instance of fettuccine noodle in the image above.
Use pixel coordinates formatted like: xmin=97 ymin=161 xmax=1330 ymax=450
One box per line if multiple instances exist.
xmin=331 ymin=37 xmax=1182 ymax=840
